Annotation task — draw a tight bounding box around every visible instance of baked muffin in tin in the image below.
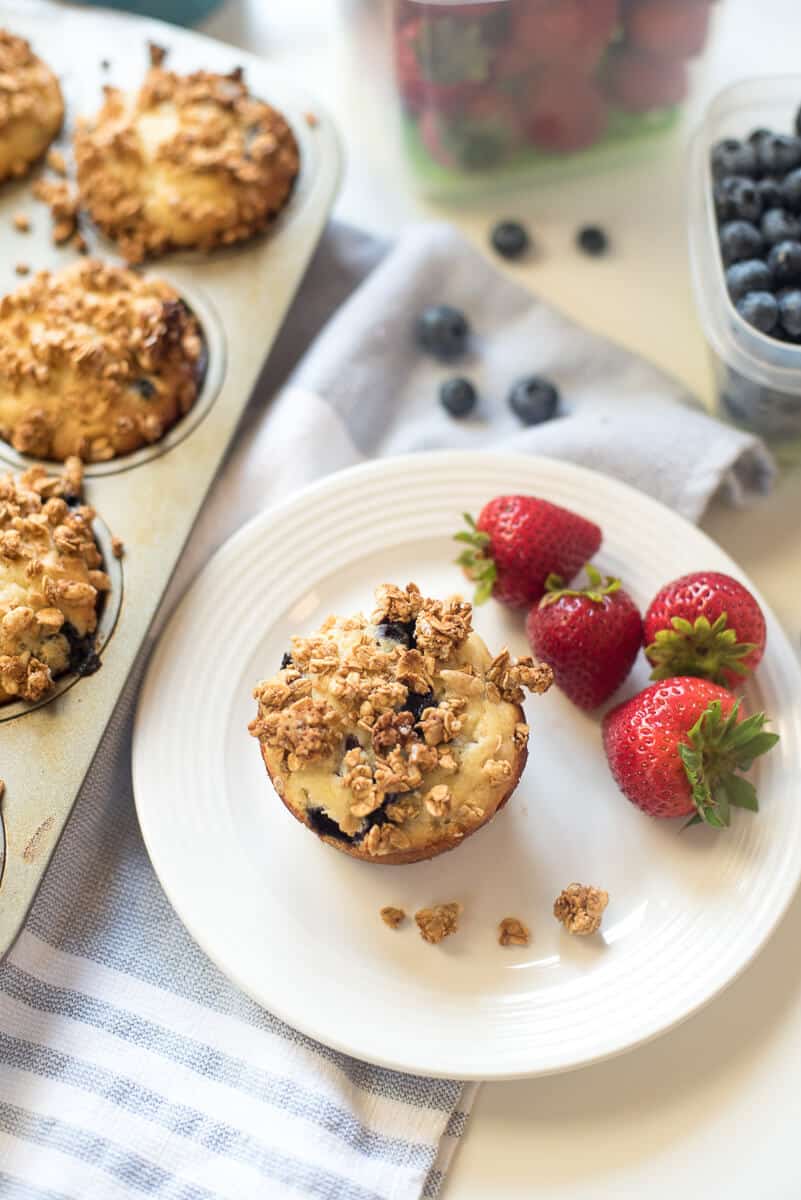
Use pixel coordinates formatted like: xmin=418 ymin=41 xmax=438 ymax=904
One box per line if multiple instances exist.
xmin=74 ymin=47 xmax=300 ymax=263
xmin=249 ymin=583 xmax=553 ymax=865
xmin=0 ymin=259 xmax=204 ymax=463
xmin=0 ymin=31 xmax=63 ymax=184
xmin=0 ymin=458 xmax=109 ymax=704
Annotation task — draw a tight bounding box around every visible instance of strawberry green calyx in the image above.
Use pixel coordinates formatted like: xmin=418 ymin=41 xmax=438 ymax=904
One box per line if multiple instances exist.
xmin=679 ymin=699 xmax=779 ymax=830
xmin=540 ymin=564 xmax=622 ymax=608
xmin=454 ymin=512 xmax=497 ymax=605
xmin=647 ymin=613 xmax=757 ymax=685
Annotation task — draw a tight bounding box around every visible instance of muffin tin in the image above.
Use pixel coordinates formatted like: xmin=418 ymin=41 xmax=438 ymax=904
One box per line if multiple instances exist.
xmin=0 ymin=0 xmax=341 ymax=957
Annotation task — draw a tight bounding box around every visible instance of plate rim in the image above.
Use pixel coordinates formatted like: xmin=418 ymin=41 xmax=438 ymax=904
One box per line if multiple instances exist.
xmin=133 ymin=450 xmax=801 ymax=1080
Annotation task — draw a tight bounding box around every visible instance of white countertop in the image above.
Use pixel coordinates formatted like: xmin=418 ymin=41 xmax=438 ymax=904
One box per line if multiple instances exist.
xmin=203 ymin=2 xmax=801 ymax=1195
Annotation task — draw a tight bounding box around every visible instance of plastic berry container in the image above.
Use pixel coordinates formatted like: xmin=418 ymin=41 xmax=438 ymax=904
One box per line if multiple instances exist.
xmin=391 ymin=0 xmax=718 ymax=195
xmin=688 ymin=76 xmax=801 ymax=459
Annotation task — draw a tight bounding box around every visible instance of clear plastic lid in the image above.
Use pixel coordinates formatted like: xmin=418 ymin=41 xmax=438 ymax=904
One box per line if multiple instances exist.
xmin=688 ymin=76 xmax=801 ymax=399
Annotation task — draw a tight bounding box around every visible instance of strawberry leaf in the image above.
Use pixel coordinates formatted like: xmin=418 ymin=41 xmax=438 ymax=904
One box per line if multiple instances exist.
xmin=647 ymin=612 xmax=758 ymax=685
xmin=723 ymin=775 xmax=759 ymax=812
xmin=679 ymin=698 xmax=778 ymax=831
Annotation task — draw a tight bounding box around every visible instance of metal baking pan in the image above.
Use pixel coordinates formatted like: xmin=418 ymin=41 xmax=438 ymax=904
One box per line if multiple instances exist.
xmin=0 ymin=0 xmax=342 ymax=956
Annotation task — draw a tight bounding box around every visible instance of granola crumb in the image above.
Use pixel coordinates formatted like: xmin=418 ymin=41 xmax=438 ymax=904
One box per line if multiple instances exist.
xmin=380 ymin=906 xmax=405 ymax=929
xmin=305 ymin=111 xmax=319 ymax=128
xmin=111 ymin=535 xmax=125 ymax=559
xmin=14 ymin=263 xmax=29 ymax=276
xmin=46 ymin=148 xmax=67 ymax=176
xmin=498 ymin=917 xmax=530 ymax=947
xmin=12 ymin=213 xmax=30 ymax=233
xmin=415 ymin=902 xmax=462 ymax=945
xmin=553 ymin=884 xmax=608 ymax=937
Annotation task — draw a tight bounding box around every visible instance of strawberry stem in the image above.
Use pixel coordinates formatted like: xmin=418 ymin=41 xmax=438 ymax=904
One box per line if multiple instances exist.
xmin=647 ymin=613 xmax=757 ymax=685
xmin=454 ymin=512 xmax=496 ymax=605
xmin=678 ymin=699 xmax=778 ymax=830
xmin=540 ymin=563 xmax=622 ymax=608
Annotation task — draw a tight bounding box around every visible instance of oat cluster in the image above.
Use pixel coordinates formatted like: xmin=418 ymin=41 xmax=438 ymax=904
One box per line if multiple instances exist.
xmin=0 ymin=459 xmax=108 ymax=703
xmin=0 ymin=259 xmax=204 ymax=462
xmin=0 ymin=31 xmax=63 ymax=183
xmin=74 ymin=47 xmax=300 ymax=262
xmin=553 ymin=884 xmax=609 ymax=936
xmin=379 ymin=906 xmax=406 ymax=929
xmin=498 ymin=916 xmax=530 ymax=947
xmin=415 ymin=902 xmax=462 ymax=944
xmin=251 ymin=583 xmax=552 ymax=861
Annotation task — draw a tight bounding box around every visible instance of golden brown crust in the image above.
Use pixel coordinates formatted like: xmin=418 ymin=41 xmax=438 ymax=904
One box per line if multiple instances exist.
xmin=0 ymin=259 xmax=204 ymax=462
xmin=0 ymin=458 xmax=108 ymax=704
xmin=74 ymin=56 xmax=300 ymax=262
xmin=0 ymin=31 xmax=63 ymax=183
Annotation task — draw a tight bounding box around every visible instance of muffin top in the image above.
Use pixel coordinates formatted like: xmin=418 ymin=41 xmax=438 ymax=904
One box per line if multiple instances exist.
xmin=0 ymin=258 xmax=204 ymax=463
xmin=0 ymin=30 xmax=63 ymax=183
xmin=249 ymin=583 xmax=553 ymax=862
xmin=74 ymin=47 xmax=300 ymax=262
xmin=0 ymin=458 xmax=110 ymax=704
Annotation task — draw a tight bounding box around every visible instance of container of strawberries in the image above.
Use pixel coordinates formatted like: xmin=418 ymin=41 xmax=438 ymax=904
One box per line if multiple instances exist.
xmin=392 ymin=0 xmax=718 ymax=192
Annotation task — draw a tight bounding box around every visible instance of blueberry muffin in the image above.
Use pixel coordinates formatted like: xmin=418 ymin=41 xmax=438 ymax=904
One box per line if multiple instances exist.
xmin=249 ymin=583 xmax=553 ymax=864
xmin=0 ymin=458 xmax=110 ymax=703
xmin=74 ymin=46 xmax=300 ymax=263
xmin=0 ymin=31 xmax=63 ymax=183
xmin=0 ymin=259 xmax=204 ymax=462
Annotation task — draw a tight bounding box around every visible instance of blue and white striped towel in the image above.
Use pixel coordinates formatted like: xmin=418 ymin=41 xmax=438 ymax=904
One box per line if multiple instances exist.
xmin=0 ymin=223 xmax=773 ymax=1200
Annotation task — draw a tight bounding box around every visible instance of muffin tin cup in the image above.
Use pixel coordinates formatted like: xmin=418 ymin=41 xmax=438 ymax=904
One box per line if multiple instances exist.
xmin=0 ymin=0 xmax=342 ymax=957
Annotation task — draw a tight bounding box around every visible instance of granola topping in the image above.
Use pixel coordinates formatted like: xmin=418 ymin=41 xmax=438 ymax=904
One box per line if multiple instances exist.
xmin=415 ymin=902 xmax=462 ymax=944
xmin=250 ymin=583 xmax=552 ymax=861
xmin=74 ymin=49 xmax=300 ymax=262
xmin=0 ymin=459 xmax=109 ymax=704
xmin=553 ymin=884 xmax=609 ymax=936
xmin=0 ymin=32 xmax=63 ymax=183
xmin=0 ymin=259 xmax=204 ymax=463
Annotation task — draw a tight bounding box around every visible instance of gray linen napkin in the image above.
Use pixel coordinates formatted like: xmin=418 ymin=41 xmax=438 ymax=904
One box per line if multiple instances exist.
xmin=0 ymin=221 xmax=774 ymax=1200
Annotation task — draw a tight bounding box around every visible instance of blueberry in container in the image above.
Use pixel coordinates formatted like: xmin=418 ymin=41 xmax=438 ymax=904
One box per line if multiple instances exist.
xmin=689 ymin=76 xmax=801 ymax=459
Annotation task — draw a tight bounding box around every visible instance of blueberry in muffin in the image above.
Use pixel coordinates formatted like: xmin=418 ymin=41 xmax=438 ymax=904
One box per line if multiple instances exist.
xmin=249 ymin=583 xmax=553 ymax=865
xmin=0 ymin=259 xmax=204 ymax=462
xmin=0 ymin=31 xmax=63 ymax=184
xmin=0 ymin=458 xmax=110 ymax=703
xmin=74 ymin=45 xmax=300 ymax=263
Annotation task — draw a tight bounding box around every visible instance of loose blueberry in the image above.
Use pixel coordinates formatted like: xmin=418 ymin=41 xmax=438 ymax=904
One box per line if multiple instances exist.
xmin=711 ymin=138 xmax=757 ymax=179
xmin=756 ymin=133 xmax=801 ymax=176
xmin=736 ymin=291 xmax=779 ymax=334
xmin=748 ymin=128 xmax=773 ymax=147
xmin=405 ymin=689 xmax=435 ymax=723
xmin=416 ymin=305 xmax=471 ymax=361
xmin=719 ymin=220 xmax=763 ymax=265
xmin=439 ymin=377 xmax=477 ymax=418
xmin=781 ymin=168 xmax=801 ymax=213
xmin=768 ymin=239 xmax=801 ymax=285
xmin=577 ymin=226 xmax=609 ymax=256
xmin=756 ymin=177 xmax=784 ymax=210
xmin=779 ymin=289 xmax=801 ymax=338
xmin=491 ymin=220 xmax=530 ymax=260
xmin=280 ymin=651 xmax=293 ymax=670
xmin=760 ymin=208 xmax=801 ymax=245
xmin=713 ymin=176 xmax=762 ymax=224
xmin=375 ymin=620 xmax=416 ymax=648
xmin=509 ymin=376 xmax=560 ymax=425
xmin=725 ymin=259 xmax=773 ymax=302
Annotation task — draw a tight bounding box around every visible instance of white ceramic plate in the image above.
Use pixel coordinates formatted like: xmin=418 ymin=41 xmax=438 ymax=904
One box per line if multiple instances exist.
xmin=133 ymin=453 xmax=801 ymax=1080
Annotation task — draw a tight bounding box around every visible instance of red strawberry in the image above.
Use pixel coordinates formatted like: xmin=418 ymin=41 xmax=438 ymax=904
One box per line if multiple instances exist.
xmin=419 ymin=92 xmax=523 ymax=171
xmin=455 ymin=496 xmax=602 ymax=608
xmin=577 ymin=0 xmax=620 ymax=44
xmin=523 ymin=69 xmax=609 ymax=152
xmin=626 ymin=0 xmax=712 ymax=59
xmin=606 ymin=48 xmax=688 ymax=112
xmin=603 ymin=678 xmax=778 ymax=826
xmin=394 ymin=19 xmax=478 ymax=115
xmin=644 ymin=571 xmax=766 ymax=690
xmin=526 ymin=566 xmax=643 ymax=710
xmin=512 ymin=0 xmax=583 ymax=60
